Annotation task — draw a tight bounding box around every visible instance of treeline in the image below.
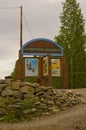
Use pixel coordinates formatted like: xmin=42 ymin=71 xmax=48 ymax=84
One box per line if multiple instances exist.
xmin=55 ymin=0 xmax=86 ymax=88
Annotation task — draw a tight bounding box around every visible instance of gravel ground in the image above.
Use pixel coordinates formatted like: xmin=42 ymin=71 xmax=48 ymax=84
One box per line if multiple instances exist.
xmin=0 ymin=88 xmax=86 ymax=130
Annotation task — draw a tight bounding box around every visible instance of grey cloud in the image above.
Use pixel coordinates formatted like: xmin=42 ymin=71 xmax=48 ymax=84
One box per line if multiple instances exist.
xmin=0 ymin=0 xmax=86 ymax=78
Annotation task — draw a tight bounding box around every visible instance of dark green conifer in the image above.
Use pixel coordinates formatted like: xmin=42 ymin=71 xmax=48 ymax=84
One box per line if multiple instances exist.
xmin=55 ymin=0 xmax=86 ymax=88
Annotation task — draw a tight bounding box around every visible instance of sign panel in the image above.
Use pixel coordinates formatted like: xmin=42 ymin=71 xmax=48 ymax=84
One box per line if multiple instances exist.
xmin=22 ymin=38 xmax=63 ymax=57
xmin=24 ymin=47 xmax=61 ymax=54
xmin=51 ymin=59 xmax=60 ymax=76
xmin=43 ymin=56 xmax=48 ymax=76
xmin=25 ymin=58 xmax=38 ymax=76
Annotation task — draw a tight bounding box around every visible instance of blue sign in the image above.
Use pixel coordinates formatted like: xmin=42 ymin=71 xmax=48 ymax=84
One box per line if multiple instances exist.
xmin=22 ymin=38 xmax=63 ymax=57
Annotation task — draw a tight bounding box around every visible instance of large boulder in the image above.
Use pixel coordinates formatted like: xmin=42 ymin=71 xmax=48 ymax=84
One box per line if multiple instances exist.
xmin=11 ymin=81 xmax=20 ymax=90
xmin=20 ymin=85 xmax=35 ymax=93
xmin=1 ymin=88 xmax=14 ymax=97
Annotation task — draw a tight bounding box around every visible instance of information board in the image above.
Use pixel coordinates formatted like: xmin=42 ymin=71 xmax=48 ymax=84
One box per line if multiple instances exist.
xmin=51 ymin=59 xmax=60 ymax=76
xmin=25 ymin=58 xmax=38 ymax=76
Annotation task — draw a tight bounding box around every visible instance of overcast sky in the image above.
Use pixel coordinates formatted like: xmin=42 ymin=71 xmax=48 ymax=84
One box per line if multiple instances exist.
xmin=0 ymin=0 xmax=86 ymax=79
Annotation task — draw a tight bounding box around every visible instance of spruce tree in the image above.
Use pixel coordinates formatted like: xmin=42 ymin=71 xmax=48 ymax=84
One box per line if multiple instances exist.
xmin=55 ymin=0 xmax=86 ymax=88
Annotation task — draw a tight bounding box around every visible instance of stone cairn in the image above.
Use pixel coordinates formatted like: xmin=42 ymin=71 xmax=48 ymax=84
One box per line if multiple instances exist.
xmin=0 ymin=79 xmax=80 ymax=121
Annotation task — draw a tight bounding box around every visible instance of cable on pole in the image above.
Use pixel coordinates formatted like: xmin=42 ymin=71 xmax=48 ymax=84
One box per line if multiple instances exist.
xmin=0 ymin=6 xmax=34 ymax=39
xmin=0 ymin=7 xmax=20 ymax=9
xmin=23 ymin=12 xmax=34 ymax=39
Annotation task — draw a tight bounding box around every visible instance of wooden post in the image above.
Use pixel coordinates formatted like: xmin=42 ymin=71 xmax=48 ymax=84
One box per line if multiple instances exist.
xmin=20 ymin=6 xmax=23 ymax=81
xmin=61 ymin=56 xmax=68 ymax=88
xmin=20 ymin=6 xmax=23 ymax=49
xmin=48 ymin=55 xmax=52 ymax=87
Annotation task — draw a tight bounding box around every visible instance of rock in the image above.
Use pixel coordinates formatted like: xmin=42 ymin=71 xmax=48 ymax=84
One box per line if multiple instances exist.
xmin=8 ymin=104 xmax=21 ymax=109
xmin=42 ymin=112 xmax=50 ymax=116
xmin=42 ymin=87 xmax=52 ymax=91
xmin=52 ymin=108 xmax=59 ymax=113
xmin=67 ymin=92 xmax=73 ymax=97
xmin=55 ymin=99 xmax=65 ymax=104
xmin=23 ymin=92 xmax=34 ymax=98
xmin=20 ymin=85 xmax=35 ymax=93
xmin=34 ymin=101 xmax=41 ymax=106
xmin=12 ymin=90 xmax=23 ymax=99
xmin=55 ymin=102 xmax=62 ymax=106
xmin=20 ymin=82 xmax=35 ymax=87
xmin=31 ymin=108 xmax=37 ymax=113
xmin=35 ymin=87 xmax=43 ymax=93
xmin=0 ymin=84 xmax=7 ymax=92
xmin=71 ymin=100 xmax=79 ymax=105
xmin=35 ymin=91 xmax=44 ymax=96
xmin=44 ymin=91 xmax=54 ymax=96
xmin=75 ymin=93 xmax=81 ymax=97
xmin=40 ymin=97 xmax=45 ymax=102
xmin=33 ymin=83 xmax=40 ymax=88
xmin=0 ymin=108 xmax=6 ymax=115
xmin=0 ymin=102 xmax=4 ymax=107
xmin=1 ymin=88 xmax=14 ymax=97
xmin=23 ymin=109 xmax=30 ymax=114
xmin=38 ymin=103 xmax=48 ymax=110
xmin=47 ymin=100 xmax=54 ymax=105
xmin=0 ymin=79 xmax=5 ymax=84
xmin=28 ymin=86 xmax=35 ymax=93
xmin=11 ymin=81 xmax=20 ymax=90
xmin=0 ymin=80 xmax=81 ymax=121
xmin=41 ymin=95 xmax=52 ymax=99
xmin=48 ymin=107 xmax=59 ymax=113
xmin=5 ymin=76 xmax=13 ymax=83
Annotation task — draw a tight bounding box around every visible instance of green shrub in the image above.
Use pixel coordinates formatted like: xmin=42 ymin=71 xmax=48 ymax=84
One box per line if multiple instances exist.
xmin=52 ymin=77 xmax=62 ymax=89
xmin=21 ymin=98 xmax=39 ymax=110
xmin=0 ymin=113 xmax=20 ymax=123
xmin=24 ymin=77 xmax=36 ymax=83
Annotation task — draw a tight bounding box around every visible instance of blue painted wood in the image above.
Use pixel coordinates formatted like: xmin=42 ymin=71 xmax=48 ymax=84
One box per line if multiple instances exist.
xmin=22 ymin=38 xmax=63 ymax=57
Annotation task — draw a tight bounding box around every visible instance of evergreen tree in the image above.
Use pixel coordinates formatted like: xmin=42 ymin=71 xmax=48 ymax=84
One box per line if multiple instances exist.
xmin=55 ymin=0 xmax=86 ymax=88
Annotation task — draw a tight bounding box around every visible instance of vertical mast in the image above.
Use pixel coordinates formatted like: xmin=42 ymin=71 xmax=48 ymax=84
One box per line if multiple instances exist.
xmin=20 ymin=6 xmax=23 ymax=49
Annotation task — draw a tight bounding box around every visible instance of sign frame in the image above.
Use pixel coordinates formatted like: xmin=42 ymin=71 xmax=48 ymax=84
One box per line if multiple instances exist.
xmin=43 ymin=56 xmax=48 ymax=76
xmin=51 ymin=58 xmax=61 ymax=77
xmin=25 ymin=58 xmax=38 ymax=76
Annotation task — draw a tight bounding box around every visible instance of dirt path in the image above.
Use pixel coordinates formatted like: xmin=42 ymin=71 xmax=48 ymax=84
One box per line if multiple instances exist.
xmin=0 ymin=88 xmax=86 ymax=130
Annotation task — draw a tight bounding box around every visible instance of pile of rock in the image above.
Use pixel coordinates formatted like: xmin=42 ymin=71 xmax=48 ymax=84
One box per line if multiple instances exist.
xmin=0 ymin=79 xmax=80 ymax=121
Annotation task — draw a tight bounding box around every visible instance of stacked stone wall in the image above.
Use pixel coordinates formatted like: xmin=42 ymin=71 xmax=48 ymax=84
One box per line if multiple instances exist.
xmin=0 ymin=79 xmax=80 ymax=121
